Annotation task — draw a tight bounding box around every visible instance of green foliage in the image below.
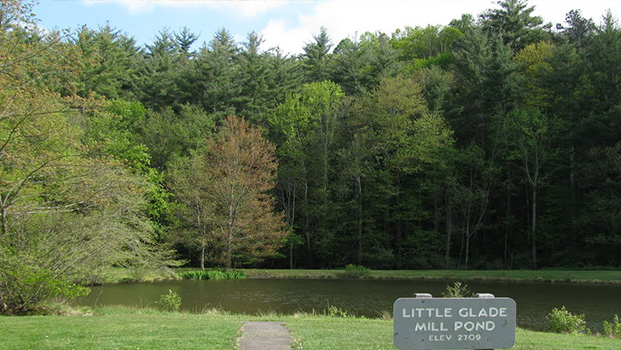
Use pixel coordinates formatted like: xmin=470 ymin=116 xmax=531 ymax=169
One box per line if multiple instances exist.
xmin=479 ymin=0 xmax=551 ymax=51
xmin=327 ymin=305 xmax=353 ymax=318
xmin=0 ymin=4 xmax=179 ymax=315
xmin=602 ymin=315 xmax=621 ymax=338
xmin=8 ymin=0 xmax=621 ymax=273
xmin=179 ymin=270 xmax=248 ymax=281
xmin=442 ymin=281 xmax=471 ymax=298
xmin=0 ymin=248 xmax=90 ymax=315
xmin=338 ymin=264 xmax=371 ymax=278
xmin=546 ymin=306 xmax=587 ymax=335
xmin=155 ymin=289 xmax=182 ymax=312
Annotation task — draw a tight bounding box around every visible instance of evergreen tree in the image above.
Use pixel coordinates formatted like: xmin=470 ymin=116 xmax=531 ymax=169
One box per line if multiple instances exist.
xmin=302 ymin=27 xmax=333 ymax=83
xmin=480 ymin=0 xmax=551 ymax=52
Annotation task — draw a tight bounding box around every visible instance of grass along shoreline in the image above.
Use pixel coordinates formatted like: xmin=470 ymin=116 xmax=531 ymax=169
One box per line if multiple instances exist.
xmin=101 ymin=267 xmax=621 ymax=285
xmin=242 ymin=268 xmax=621 ymax=285
xmin=1 ymin=306 xmax=619 ymax=350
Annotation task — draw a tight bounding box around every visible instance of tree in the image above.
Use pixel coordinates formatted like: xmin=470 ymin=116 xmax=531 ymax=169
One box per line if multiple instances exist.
xmin=191 ymin=29 xmax=240 ymax=118
xmin=514 ymin=41 xmax=554 ymax=109
xmin=70 ymin=25 xmax=142 ymax=100
xmin=269 ymin=81 xmax=344 ymax=267
xmin=331 ymin=31 xmax=400 ymax=95
xmin=138 ymin=104 xmax=214 ymax=171
xmin=557 ymin=10 xmax=595 ymax=49
xmin=302 ymin=27 xmax=333 ymax=82
xmin=350 ymin=75 xmax=454 ymax=268
xmin=480 ymin=0 xmax=551 ymax=52
xmin=503 ymin=108 xmax=562 ymax=269
xmin=175 ymin=27 xmax=199 ymax=58
xmin=234 ymin=32 xmax=296 ymax=125
xmin=167 ymin=151 xmax=213 ymax=269
xmin=190 ymin=116 xmax=286 ymax=268
xmin=0 ymin=2 xmax=177 ymax=314
xmin=391 ymin=25 xmax=464 ymax=70
xmin=137 ymin=29 xmax=182 ymax=110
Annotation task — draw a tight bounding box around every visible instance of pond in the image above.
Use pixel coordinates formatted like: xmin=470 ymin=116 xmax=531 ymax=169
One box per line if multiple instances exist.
xmin=77 ymin=278 xmax=621 ymax=331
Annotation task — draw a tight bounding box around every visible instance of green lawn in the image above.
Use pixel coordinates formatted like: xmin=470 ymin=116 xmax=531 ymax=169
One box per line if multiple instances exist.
xmin=0 ymin=307 xmax=241 ymax=350
xmin=285 ymin=316 xmax=621 ymax=350
xmin=1 ymin=307 xmax=620 ymax=350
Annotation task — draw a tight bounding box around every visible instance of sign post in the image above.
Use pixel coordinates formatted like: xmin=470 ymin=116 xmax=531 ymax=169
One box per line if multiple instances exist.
xmin=393 ymin=293 xmax=516 ymax=350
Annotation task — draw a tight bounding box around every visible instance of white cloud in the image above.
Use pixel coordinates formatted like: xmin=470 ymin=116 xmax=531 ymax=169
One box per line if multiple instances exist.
xmin=229 ymin=0 xmax=287 ymax=17
xmin=82 ymin=0 xmax=156 ymax=13
xmin=82 ymin=0 xmax=286 ymax=17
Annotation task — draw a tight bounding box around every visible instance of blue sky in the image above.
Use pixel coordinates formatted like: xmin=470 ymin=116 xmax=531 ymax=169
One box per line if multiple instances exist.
xmin=35 ymin=0 xmax=621 ymax=55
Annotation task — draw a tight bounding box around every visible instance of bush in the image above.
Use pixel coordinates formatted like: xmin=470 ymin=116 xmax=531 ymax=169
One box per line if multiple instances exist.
xmin=0 ymin=211 xmax=179 ymax=315
xmin=0 ymin=250 xmax=90 ymax=315
xmin=338 ymin=264 xmax=371 ymax=278
xmin=546 ymin=306 xmax=587 ymax=334
xmin=178 ymin=270 xmax=247 ymax=280
xmin=603 ymin=315 xmax=621 ymax=338
xmin=155 ymin=289 xmax=182 ymax=312
xmin=442 ymin=281 xmax=471 ymax=298
xmin=327 ymin=305 xmax=353 ymax=318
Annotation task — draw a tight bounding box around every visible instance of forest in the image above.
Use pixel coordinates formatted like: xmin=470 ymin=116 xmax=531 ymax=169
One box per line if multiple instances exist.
xmin=2 ymin=0 xmax=621 ymax=309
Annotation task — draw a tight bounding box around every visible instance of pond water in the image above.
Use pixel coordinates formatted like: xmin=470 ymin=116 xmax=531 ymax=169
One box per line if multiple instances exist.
xmin=77 ymin=278 xmax=621 ymax=331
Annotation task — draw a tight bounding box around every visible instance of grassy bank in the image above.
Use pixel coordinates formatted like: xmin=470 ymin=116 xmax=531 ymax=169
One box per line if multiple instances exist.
xmin=1 ymin=307 xmax=619 ymax=350
xmin=243 ymin=269 xmax=621 ymax=284
xmin=97 ymin=267 xmax=621 ymax=285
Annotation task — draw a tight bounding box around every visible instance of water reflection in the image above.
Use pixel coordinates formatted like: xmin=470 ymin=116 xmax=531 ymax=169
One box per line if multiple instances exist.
xmin=77 ymin=278 xmax=621 ymax=331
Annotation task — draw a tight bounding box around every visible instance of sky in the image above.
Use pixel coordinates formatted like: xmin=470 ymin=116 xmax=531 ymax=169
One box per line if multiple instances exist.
xmin=35 ymin=0 xmax=621 ymax=55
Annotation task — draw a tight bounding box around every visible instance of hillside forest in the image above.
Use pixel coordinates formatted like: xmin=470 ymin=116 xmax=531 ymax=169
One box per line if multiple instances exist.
xmin=2 ymin=0 xmax=621 ymax=310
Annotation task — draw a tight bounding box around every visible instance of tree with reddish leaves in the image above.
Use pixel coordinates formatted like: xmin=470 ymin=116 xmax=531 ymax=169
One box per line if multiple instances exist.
xmin=203 ymin=116 xmax=287 ymax=268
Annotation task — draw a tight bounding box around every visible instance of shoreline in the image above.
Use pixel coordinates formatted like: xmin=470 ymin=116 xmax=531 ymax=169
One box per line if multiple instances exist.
xmin=242 ymin=269 xmax=621 ymax=286
xmin=98 ymin=267 xmax=621 ymax=286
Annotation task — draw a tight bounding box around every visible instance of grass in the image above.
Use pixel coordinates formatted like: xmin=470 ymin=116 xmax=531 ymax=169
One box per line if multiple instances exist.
xmin=1 ymin=307 xmax=620 ymax=350
xmin=99 ymin=267 xmax=177 ymax=284
xmin=243 ymin=268 xmax=621 ymax=284
xmin=97 ymin=267 xmax=621 ymax=285
xmin=0 ymin=306 xmax=240 ymax=350
xmin=285 ymin=316 xmax=621 ymax=350
xmin=179 ymin=269 xmax=248 ymax=280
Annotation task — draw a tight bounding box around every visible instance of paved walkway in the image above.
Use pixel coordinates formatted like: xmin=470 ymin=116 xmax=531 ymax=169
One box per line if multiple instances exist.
xmin=238 ymin=322 xmax=292 ymax=350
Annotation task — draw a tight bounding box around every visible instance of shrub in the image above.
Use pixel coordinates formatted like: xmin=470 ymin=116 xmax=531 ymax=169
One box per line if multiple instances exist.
xmin=338 ymin=264 xmax=371 ymax=278
xmin=0 ymin=250 xmax=90 ymax=315
xmin=603 ymin=315 xmax=621 ymax=338
xmin=442 ymin=281 xmax=471 ymax=298
xmin=546 ymin=306 xmax=587 ymax=334
xmin=155 ymin=290 xmax=182 ymax=312
xmin=327 ymin=305 xmax=352 ymax=318
xmin=179 ymin=270 xmax=247 ymax=280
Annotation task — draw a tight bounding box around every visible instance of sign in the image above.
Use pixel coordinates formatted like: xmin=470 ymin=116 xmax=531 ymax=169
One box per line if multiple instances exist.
xmin=393 ymin=295 xmax=516 ymax=349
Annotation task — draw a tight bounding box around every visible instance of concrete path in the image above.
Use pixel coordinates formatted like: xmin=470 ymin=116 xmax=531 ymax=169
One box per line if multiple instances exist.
xmin=238 ymin=322 xmax=292 ymax=350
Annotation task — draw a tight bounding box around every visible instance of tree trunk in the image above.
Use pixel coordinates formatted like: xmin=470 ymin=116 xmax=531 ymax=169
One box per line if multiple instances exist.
xmin=445 ymin=198 xmax=452 ymax=269
xmin=1 ymin=202 xmax=6 ymax=236
xmin=198 ymin=213 xmax=205 ymax=270
xmin=531 ymin=185 xmax=538 ymax=269
xmin=289 ymin=242 xmax=294 ymax=270
xmin=569 ymin=143 xmax=577 ymax=254
xmin=504 ymin=183 xmax=511 ymax=267
xmin=357 ymin=176 xmax=363 ymax=266
xmin=200 ymin=245 xmax=206 ymax=270
xmin=464 ymin=217 xmax=471 ymax=269
xmin=226 ymin=235 xmax=233 ymax=269
xmin=283 ymin=180 xmax=297 ymax=270
xmin=303 ymin=180 xmax=312 ymax=267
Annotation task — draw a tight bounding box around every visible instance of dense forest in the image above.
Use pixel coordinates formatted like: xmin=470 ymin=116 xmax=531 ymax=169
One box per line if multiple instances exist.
xmin=2 ymin=0 xmax=621 ymax=302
